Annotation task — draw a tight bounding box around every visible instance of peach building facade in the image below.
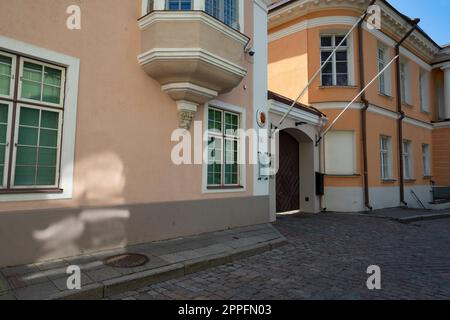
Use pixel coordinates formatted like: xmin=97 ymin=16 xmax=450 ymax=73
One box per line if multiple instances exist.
xmin=268 ymin=0 xmax=450 ymax=212
xmin=0 ymin=0 xmax=273 ymax=267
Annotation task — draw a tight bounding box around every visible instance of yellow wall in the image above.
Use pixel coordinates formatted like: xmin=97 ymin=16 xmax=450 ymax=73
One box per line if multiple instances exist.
xmin=268 ymin=7 xmax=440 ymax=192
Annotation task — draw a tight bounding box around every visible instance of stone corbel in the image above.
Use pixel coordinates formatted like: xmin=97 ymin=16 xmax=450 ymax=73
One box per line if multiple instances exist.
xmin=176 ymin=100 xmax=198 ymax=130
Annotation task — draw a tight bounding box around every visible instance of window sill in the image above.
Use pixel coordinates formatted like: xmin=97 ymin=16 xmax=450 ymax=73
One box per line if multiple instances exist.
xmin=319 ymin=85 xmax=357 ymax=89
xmin=402 ymin=102 xmax=415 ymax=109
xmin=378 ymin=93 xmax=393 ymax=100
xmin=420 ymin=110 xmax=431 ymax=115
xmin=207 ymin=186 xmax=244 ymax=191
xmin=0 ymin=188 xmax=64 ymax=195
xmin=381 ymin=179 xmax=397 ymax=183
xmin=325 ymin=174 xmax=361 ymax=177
xmin=423 ymin=175 xmax=433 ymax=180
xmin=404 ymin=179 xmax=416 ymax=183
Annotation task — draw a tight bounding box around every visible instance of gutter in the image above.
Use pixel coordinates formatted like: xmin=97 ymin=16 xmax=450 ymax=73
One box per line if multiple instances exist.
xmin=357 ymin=18 xmax=373 ymax=211
xmin=395 ymin=18 xmax=421 ymax=206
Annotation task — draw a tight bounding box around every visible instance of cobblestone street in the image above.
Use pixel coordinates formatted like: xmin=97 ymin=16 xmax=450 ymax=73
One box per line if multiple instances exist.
xmin=112 ymin=213 xmax=450 ymax=300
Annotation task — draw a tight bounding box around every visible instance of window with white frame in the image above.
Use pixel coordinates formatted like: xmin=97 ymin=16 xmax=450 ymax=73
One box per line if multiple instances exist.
xmin=324 ymin=131 xmax=355 ymax=175
xmin=400 ymin=60 xmax=411 ymax=104
xmin=0 ymin=51 xmax=64 ymax=190
xmin=402 ymin=140 xmax=413 ymax=180
xmin=205 ymin=0 xmax=239 ymax=29
xmin=378 ymin=46 xmax=391 ymax=95
xmin=320 ymin=35 xmax=349 ymax=86
xmin=166 ymin=0 xmax=192 ymax=10
xmin=419 ymin=69 xmax=429 ymax=112
xmin=422 ymin=144 xmax=431 ymax=177
xmin=380 ymin=135 xmax=392 ymax=180
xmin=207 ymin=107 xmax=240 ymax=187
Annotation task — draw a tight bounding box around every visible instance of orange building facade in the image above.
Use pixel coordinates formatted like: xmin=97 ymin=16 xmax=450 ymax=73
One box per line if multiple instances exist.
xmin=268 ymin=0 xmax=450 ymax=212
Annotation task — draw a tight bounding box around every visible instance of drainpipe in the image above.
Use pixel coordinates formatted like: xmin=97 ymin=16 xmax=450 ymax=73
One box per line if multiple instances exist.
xmin=395 ymin=18 xmax=420 ymax=206
xmin=357 ymin=19 xmax=372 ymax=211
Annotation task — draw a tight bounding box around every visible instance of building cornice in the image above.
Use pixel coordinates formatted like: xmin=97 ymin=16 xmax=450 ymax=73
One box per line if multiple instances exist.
xmin=269 ymin=0 xmax=440 ymax=61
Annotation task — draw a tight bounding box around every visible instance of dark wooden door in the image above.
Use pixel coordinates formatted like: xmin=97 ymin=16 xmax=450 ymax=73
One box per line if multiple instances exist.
xmin=276 ymin=131 xmax=300 ymax=213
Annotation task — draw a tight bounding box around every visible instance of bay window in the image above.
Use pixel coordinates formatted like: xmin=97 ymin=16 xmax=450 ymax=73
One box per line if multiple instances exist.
xmin=205 ymin=0 xmax=239 ymax=29
xmin=320 ymin=35 xmax=349 ymax=86
xmin=166 ymin=0 xmax=192 ymax=10
xmin=144 ymin=0 xmax=241 ymax=30
xmin=0 ymin=51 xmax=64 ymax=191
xmin=207 ymin=107 xmax=240 ymax=188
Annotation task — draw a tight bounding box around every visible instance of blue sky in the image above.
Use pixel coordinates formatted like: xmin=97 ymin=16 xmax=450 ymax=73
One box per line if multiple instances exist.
xmin=387 ymin=0 xmax=450 ymax=46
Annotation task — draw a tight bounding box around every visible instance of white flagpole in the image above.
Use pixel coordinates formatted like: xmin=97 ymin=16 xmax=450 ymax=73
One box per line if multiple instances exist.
xmin=317 ymin=54 xmax=399 ymax=143
xmin=272 ymin=0 xmax=376 ymax=128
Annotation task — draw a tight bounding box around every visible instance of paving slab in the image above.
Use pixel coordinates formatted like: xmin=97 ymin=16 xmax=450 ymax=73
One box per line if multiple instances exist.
xmin=0 ymin=223 xmax=286 ymax=300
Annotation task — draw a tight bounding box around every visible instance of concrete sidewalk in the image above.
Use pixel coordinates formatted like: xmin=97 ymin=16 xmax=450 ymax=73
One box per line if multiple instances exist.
xmin=0 ymin=224 xmax=286 ymax=300
xmin=363 ymin=207 xmax=450 ymax=223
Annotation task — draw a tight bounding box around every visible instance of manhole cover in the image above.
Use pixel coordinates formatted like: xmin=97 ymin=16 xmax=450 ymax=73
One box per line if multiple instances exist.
xmin=103 ymin=253 xmax=149 ymax=268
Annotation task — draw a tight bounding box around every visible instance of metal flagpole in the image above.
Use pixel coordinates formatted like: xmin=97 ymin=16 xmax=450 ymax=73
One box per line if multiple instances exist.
xmin=271 ymin=0 xmax=377 ymax=129
xmin=315 ymin=54 xmax=399 ymax=145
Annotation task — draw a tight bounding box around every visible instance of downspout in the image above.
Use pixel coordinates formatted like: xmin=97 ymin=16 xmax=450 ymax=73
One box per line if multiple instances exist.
xmin=395 ymin=18 xmax=420 ymax=206
xmin=357 ymin=19 xmax=372 ymax=211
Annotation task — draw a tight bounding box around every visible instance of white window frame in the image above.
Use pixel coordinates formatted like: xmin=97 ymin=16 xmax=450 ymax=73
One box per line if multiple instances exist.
xmin=144 ymin=0 xmax=245 ymax=33
xmin=202 ymin=99 xmax=246 ymax=194
xmin=17 ymin=57 xmax=66 ymax=109
xmin=422 ymin=143 xmax=431 ymax=177
xmin=377 ymin=44 xmax=391 ymax=96
xmin=320 ymin=33 xmax=354 ymax=87
xmin=10 ymin=104 xmax=63 ymax=189
xmin=419 ymin=69 xmax=429 ymax=113
xmin=0 ymin=51 xmax=17 ymax=100
xmin=0 ymin=101 xmax=13 ymax=189
xmin=0 ymin=35 xmax=79 ymax=202
xmin=206 ymin=106 xmax=241 ymax=187
xmin=402 ymin=140 xmax=413 ymax=180
xmin=324 ymin=130 xmax=356 ymax=175
xmin=380 ymin=135 xmax=392 ymax=180
xmin=400 ymin=59 xmax=411 ymax=105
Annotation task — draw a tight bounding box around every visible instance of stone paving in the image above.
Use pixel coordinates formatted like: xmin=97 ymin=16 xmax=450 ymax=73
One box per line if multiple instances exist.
xmin=112 ymin=212 xmax=450 ymax=300
xmin=0 ymin=224 xmax=284 ymax=300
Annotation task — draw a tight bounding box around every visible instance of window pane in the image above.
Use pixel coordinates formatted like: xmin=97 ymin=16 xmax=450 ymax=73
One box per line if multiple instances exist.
xmin=321 ymin=36 xmax=332 ymax=47
xmin=21 ymin=80 xmax=42 ymax=101
xmin=0 ymin=75 xmax=11 ymax=96
xmin=43 ymin=85 xmax=61 ymax=104
xmin=0 ymin=144 xmax=5 ymax=163
xmin=335 ymin=36 xmax=347 ymax=46
xmin=0 ymin=55 xmax=12 ymax=76
xmin=336 ymin=74 xmax=348 ymax=86
xmin=322 ymin=62 xmax=332 ymax=74
xmin=16 ymin=146 xmax=37 ymax=165
xmin=0 ymin=124 xmax=6 ymax=143
xmin=335 ymin=51 xmax=347 ymax=61
xmin=0 ymin=165 xmax=3 ymax=185
xmin=0 ymin=55 xmax=12 ymax=96
xmin=39 ymin=129 xmax=58 ymax=147
xmin=18 ymin=127 xmax=38 ymax=146
xmin=14 ymin=166 xmax=36 ymax=186
xmin=44 ymin=67 xmax=62 ymax=87
xmin=336 ymin=62 xmax=348 ymax=73
xmin=19 ymin=107 xmax=40 ymax=126
xmin=321 ymin=51 xmax=332 ymax=62
xmin=36 ymin=166 xmax=56 ymax=185
xmin=23 ymin=62 xmax=42 ymax=82
xmin=38 ymin=148 xmax=57 ymax=166
xmin=41 ymin=111 xmax=59 ymax=129
xmin=0 ymin=104 xmax=9 ymax=124
xmin=322 ymin=74 xmax=332 ymax=86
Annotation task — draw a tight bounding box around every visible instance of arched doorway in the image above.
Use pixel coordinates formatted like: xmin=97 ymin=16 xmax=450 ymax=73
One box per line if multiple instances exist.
xmin=276 ymin=130 xmax=300 ymax=213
